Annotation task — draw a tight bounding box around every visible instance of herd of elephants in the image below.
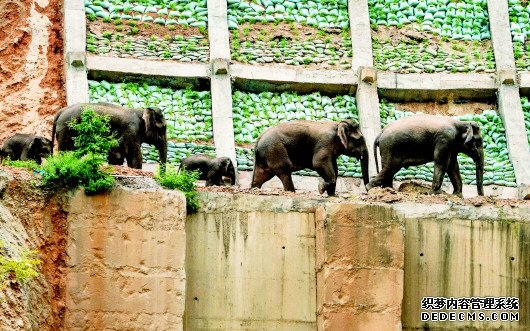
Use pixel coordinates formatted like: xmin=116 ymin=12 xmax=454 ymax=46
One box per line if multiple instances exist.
xmin=0 ymin=102 xmax=485 ymax=197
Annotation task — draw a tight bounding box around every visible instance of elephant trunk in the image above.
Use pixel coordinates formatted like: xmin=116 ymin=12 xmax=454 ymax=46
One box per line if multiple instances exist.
xmin=475 ymin=150 xmax=484 ymax=196
xmin=157 ymin=140 xmax=167 ymax=173
xmin=360 ymin=145 xmax=370 ymax=187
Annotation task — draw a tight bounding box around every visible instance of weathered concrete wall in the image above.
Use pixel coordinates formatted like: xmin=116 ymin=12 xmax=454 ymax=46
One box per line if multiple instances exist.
xmin=185 ymin=193 xmax=318 ymax=330
xmin=316 ymin=204 xmax=404 ymax=331
xmin=396 ymin=203 xmax=530 ymax=331
xmin=65 ymin=187 xmax=187 ymax=330
xmin=1 ymin=171 xmax=529 ymax=330
xmin=0 ymin=0 xmax=65 ymax=141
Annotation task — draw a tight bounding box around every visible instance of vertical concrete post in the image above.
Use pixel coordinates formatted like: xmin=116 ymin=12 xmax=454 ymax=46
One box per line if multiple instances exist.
xmin=487 ymin=0 xmax=530 ymax=198
xmin=348 ymin=0 xmax=374 ymax=69
xmin=207 ymin=0 xmax=237 ymax=175
xmin=349 ymin=0 xmax=381 ymax=180
xmin=356 ymin=67 xmax=381 ymax=179
xmin=63 ymin=0 xmax=89 ymax=105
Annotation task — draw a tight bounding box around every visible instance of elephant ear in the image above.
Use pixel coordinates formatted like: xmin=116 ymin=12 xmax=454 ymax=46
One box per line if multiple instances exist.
xmin=143 ymin=107 xmax=167 ymax=133
xmin=463 ymin=122 xmax=482 ymax=146
xmin=337 ymin=121 xmax=350 ymax=149
xmin=221 ymin=158 xmax=229 ymax=173
xmin=28 ymin=137 xmax=42 ymax=155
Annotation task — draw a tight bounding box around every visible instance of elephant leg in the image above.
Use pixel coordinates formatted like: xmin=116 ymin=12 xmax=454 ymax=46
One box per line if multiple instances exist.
xmin=126 ymin=143 xmax=143 ymax=169
xmin=316 ymin=161 xmax=337 ymax=196
xmin=447 ymin=156 xmax=463 ymax=198
xmin=431 ymin=145 xmax=451 ymax=194
xmin=276 ymin=171 xmax=295 ymax=192
xmin=367 ymin=163 xmax=399 ymax=189
xmin=251 ymin=165 xmax=274 ymax=188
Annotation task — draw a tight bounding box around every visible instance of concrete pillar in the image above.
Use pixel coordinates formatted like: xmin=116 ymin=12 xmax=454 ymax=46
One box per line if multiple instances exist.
xmin=487 ymin=0 xmax=516 ymax=72
xmin=348 ymin=1 xmax=381 ymax=181
xmin=348 ymin=0 xmax=374 ymax=69
xmin=497 ymin=85 xmax=530 ymax=199
xmin=356 ymin=67 xmax=381 ymax=179
xmin=63 ymin=0 xmax=89 ymax=105
xmin=207 ymin=0 xmax=237 ymax=175
xmin=487 ymin=0 xmax=530 ymax=198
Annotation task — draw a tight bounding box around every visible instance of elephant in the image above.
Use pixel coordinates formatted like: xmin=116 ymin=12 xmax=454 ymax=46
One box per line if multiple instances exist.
xmin=52 ymin=103 xmax=167 ymax=169
xmin=366 ymin=114 xmax=484 ymax=197
xmin=179 ymin=154 xmax=236 ymax=186
xmin=0 ymin=134 xmax=53 ymax=164
xmin=251 ymin=119 xmax=370 ymax=196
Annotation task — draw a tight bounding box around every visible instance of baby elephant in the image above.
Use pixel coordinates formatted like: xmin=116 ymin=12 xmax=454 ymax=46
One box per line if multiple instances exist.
xmin=0 ymin=134 xmax=53 ymax=164
xmin=366 ymin=114 xmax=484 ymax=197
xmin=180 ymin=154 xmax=236 ymax=186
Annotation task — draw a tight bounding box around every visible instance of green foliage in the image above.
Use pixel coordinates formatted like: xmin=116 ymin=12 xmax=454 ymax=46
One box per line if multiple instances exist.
xmin=42 ymin=108 xmax=118 ymax=195
xmin=41 ymin=152 xmax=114 ymax=195
xmin=67 ymin=107 xmax=119 ymax=157
xmin=0 ymin=240 xmax=42 ymax=289
xmin=1 ymin=158 xmax=39 ymax=171
xmin=102 ymin=30 xmax=113 ymax=39
xmin=155 ymin=165 xmax=200 ymax=213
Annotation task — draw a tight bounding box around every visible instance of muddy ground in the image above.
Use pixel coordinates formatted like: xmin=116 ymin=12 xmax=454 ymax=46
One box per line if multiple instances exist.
xmin=1 ymin=166 xmax=527 ymax=207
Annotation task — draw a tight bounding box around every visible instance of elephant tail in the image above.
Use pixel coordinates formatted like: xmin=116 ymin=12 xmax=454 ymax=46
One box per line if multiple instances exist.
xmin=51 ymin=109 xmax=62 ymax=153
xmin=373 ymin=133 xmax=381 ymax=173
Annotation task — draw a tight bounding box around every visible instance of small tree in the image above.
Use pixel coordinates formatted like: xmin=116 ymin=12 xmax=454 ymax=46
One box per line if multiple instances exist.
xmin=68 ymin=107 xmax=119 ymax=157
xmin=42 ymin=107 xmax=119 ymax=195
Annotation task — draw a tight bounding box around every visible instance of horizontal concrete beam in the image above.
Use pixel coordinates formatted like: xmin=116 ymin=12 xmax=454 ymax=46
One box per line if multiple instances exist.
xmin=231 ymin=63 xmax=357 ymax=94
xmin=518 ymin=72 xmax=530 ymax=95
xmin=378 ymin=73 xmax=497 ymax=101
xmin=87 ymin=55 xmax=209 ymax=89
xmin=87 ymin=55 xmax=209 ymax=78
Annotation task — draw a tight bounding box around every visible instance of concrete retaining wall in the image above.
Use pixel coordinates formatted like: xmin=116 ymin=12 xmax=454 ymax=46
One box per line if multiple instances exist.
xmin=1 ymin=174 xmax=529 ymax=330
xmin=65 ymin=188 xmax=187 ymax=330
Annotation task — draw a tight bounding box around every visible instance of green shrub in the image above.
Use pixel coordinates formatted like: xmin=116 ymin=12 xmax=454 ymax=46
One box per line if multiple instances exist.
xmin=1 ymin=158 xmax=39 ymax=171
xmin=42 ymin=107 xmax=119 ymax=195
xmin=0 ymin=240 xmax=42 ymax=289
xmin=41 ymin=152 xmax=114 ymax=195
xmin=155 ymin=165 xmax=200 ymax=213
xmin=67 ymin=107 xmax=119 ymax=157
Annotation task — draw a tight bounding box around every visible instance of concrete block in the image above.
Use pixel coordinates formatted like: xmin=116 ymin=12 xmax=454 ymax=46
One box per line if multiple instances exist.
xmin=359 ymin=66 xmax=377 ymax=84
xmin=497 ymin=68 xmax=517 ymax=85
xmin=67 ymin=52 xmax=86 ymax=68
xmin=211 ymin=58 xmax=229 ymax=75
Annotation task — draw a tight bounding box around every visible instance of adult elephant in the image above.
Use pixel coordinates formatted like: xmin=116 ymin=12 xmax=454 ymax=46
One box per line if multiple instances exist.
xmin=180 ymin=154 xmax=236 ymax=186
xmin=251 ymin=119 xmax=369 ymax=196
xmin=52 ymin=103 xmax=167 ymax=169
xmin=0 ymin=134 xmax=53 ymax=164
xmin=366 ymin=114 xmax=484 ymax=197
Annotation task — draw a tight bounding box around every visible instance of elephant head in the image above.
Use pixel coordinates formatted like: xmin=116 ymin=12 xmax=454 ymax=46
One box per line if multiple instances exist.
xmin=337 ymin=120 xmax=370 ymax=186
xmin=219 ymin=157 xmax=236 ymax=185
xmin=142 ymin=107 xmax=167 ymax=166
xmin=460 ymin=121 xmax=484 ymax=196
xmin=25 ymin=136 xmax=52 ymax=164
